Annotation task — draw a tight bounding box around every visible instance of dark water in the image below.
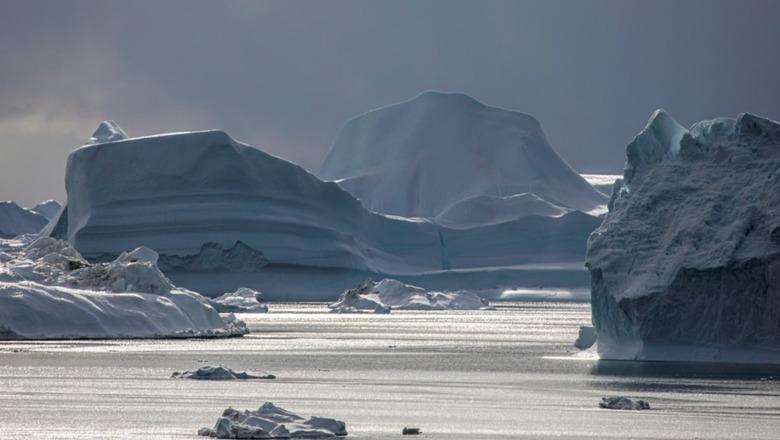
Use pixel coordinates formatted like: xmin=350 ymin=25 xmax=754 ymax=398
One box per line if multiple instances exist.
xmin=0 ymin=302 xmax=778 ymax=439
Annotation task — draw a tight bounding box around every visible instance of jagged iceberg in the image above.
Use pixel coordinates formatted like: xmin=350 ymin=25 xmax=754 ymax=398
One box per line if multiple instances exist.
xmin=0 ymin=236 xmax=246 ymax=339
xmin=0 ymin=201 xmax=49 ymax=238
xmin=172 ymin=365 xmax=275 ymax=380
xmin=46 ymin=121 xmax=601 ymax=299
xmin=329 ymin=279 xmax=492 ymax=313
xmin=586 ymin=110 xmax=780 ymax=363
xmin=319 ymin=91 xmax=607 ymax=220
xmin=198 ymin=403 xmax=347 ymax=439
xmin=210 ymin=288 xmax=269 ymax=313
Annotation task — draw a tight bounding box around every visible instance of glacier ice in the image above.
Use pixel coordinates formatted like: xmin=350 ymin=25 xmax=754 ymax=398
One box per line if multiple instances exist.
xmin=49 ymin=123 xmax=601 ymax=298
xmin=319 ymin=91 xmax=607 ymax=220
xmin=198 ymin=403 xmax=347 ymax=439
xmin=0 ymin=201 xmax=48 ymax=238
xmin=329 ymin=279 xmax=492 ymax=312
xmin=586 ymin=110 xmax=780 ymax=363
xmin=0 ymin=236 xmax=247 ymax=339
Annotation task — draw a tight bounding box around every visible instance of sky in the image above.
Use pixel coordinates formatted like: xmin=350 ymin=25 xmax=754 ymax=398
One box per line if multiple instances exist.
xmin=1 ymin=0 xmax=779 ymax=206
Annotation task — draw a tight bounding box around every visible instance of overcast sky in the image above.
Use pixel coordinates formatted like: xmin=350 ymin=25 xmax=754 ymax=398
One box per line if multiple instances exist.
xmin=1 ymin=0 xmax=779 ymax=206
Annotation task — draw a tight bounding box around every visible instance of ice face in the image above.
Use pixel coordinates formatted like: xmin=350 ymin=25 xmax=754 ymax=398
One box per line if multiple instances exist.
xmin=88 ymin=120 xmax=128 ymax=144
xmin=586 ymin=111 xmax=780 ymax=363
xmin=319 ymin=91 xmax=607 ymax=219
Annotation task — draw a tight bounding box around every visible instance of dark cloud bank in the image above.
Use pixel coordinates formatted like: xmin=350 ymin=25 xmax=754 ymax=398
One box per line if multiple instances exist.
xmin=1 ymin=0 xmax=779 ymax=206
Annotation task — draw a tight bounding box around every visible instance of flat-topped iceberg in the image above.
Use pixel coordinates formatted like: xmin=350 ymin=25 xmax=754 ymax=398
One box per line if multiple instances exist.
xmin=0 ymin=236 xmax=246 ymax=339
xmin=198 ymin=403 xmax=347 ymax=438
xmin=329 ymin=279 xmax=492 ymax=313
xmin=586 ymin=110 xmax=780 ymax=363
xmin=46 ymin=122 xmax=601 ymax=299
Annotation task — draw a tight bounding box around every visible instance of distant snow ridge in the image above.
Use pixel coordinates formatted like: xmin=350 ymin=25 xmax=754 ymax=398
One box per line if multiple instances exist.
xmin=320 ymin=91 xmax=607 ymax=221
xmin=198 ymin=403 xmax=347 ymax=438
xmin=0 ymin=236 xmax=247 ymax=339
xmin=587 ymin=110 xmax=780 ymax=363
xmin=48 ymin=122 xmax=601 ymax=298
xmin=0 ymin=202 xmax=48 ymax=238
xmin=329 ymin=279 xmax=492 ymax=313
xmin=89 ymin=120 xmax=128 ymax=144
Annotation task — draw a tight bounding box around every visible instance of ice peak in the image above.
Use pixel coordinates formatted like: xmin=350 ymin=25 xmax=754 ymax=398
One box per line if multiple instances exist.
xmin=624 ymin=109 xmax=688 ymax=184
xmin=89 ymin=120 xmax=128 ymax=144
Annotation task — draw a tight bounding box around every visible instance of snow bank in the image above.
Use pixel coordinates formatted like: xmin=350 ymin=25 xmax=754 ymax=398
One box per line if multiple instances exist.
xmin=0 ymin=237 xmax=247 ymax=339
xmin=329 ymin=279 xmax=492 ymax=313
xmin=198 ymin=403 xmax=347 ymax=438
xmin=49 ymin=122 xmax=600 ymax=299
xmin=210 ymin=288 xmax=268 ymax=313
xmin=0 ymin=202 xmax=48 ymax=238
xmin=320 ymin=91 xmax=607 ymax=219
xmin=173 ymin=365 xmax=275 ymax=380
xmin=587 ymin=111 xmax=780 ymax=363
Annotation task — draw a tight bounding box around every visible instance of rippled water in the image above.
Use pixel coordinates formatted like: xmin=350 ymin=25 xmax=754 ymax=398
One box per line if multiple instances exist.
xmin=0 ymin=302 xmax=778 ymax=439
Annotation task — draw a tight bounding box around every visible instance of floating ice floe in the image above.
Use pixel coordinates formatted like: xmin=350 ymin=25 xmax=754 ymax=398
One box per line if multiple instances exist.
xmin=0 ymin=236 xmax=247 ymax=339
xmin=210 ymin=288 xmax=269 ymax=313
xmin=329 ymin=279 xmax=492 ymax=313
xmin=599 ymin=396 xmax=650 ymax=410
xmin=198 ymin=403 xmax=347 ymax=438
xmin=172 ymin=365 xmax=275 ymax=380
xmin=574 ymin=326 xmax=597 ymax=350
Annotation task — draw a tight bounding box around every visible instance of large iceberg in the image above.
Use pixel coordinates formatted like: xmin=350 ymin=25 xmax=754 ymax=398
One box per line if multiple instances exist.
xmin=586 ymin=110 xmax=780 ymax=363
xmin=0 ymin=236 xmax=246 ymax=339
xmin=319 ymin=91 xmax=607 ymax=220
xmin=0 ymin=201 xmax=49 ymax=238
xmin=47 ymin=122 xmax=601 ymax=298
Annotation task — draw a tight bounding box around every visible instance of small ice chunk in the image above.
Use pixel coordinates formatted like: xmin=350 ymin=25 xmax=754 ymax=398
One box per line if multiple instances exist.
xmin=574 ymin=326 xmax=597 ymax=349
xmin=209 ymin=287 xmax=269 ymax=313
xmin=172 ymin=365 xmax=275 ymax=380
xmin=329 ymin=279 xmax=492 ymax=313
xmin=198 ymin=402 xmax=347 ymax=438
xmin=599 ymin=396 xmax=650 ymax=410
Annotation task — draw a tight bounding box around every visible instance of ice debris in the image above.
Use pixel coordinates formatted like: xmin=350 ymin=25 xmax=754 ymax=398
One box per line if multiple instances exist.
xmin=198 ymin=403 xmax=347 ymax=438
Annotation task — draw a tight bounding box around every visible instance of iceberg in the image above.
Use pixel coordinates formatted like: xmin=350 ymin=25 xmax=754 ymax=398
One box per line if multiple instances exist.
xmin=210 ymin=287 xmax=269 ymax=313
xmin=47 ymin=123 xmax=601 ymax=299
xmin=319 ymin=91 xmax=607 ymax=220
xmin=0 ymin=236 xmax=246 ymax=339
xmin=31 ymin=200 xmax=62 ymax=220
xmin=586 ymin=110 xmax=780 ymax=363
xmin=0 ymin=201 xmax=48 ymax=238
xmin=172 ymin=365 xmax=275 ymax=380
xmin=198 ymin=403 xmax=347 ymax=439
xmin=88 ymin=120 xmax=128 ymax=144
xmin=599 ymin=397 xmax=650 ymax=411
xmin=329 ymin=279 xmax=492 ymax=312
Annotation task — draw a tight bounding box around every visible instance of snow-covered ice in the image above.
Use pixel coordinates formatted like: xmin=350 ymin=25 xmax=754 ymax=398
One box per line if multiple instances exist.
xmin=587 ymin=110 xmax=780 ymax=363
xmin=0 ymin=236 xmax=247 ymax=339
xmin=599 ymin=397 xmax=650 ymax=411
xmin=320 ymin=91 xmax=607 ymax=220
xmin=172 ymin=365 xmax=275 ymax=380
xmin=0 ymin=201 xmax=48 ymax=238
xmin=210 ymin=288 xmax=269 ymax=313
xmin=198 ymin=403 xmax=347 ymax=438
xmin=329 ymin=279 xmax=492 ymax=313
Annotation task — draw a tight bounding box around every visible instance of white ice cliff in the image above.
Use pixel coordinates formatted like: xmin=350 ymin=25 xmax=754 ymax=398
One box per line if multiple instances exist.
xmin=586 ymin=110 xmax=780 ymax=363
xmin=47 ymin=122 xmax=601 ymax=299
xmin=319 ymin=91 xmax=607 ymax=220
xmin=0 ymin=236 xmax=247 ymax=339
